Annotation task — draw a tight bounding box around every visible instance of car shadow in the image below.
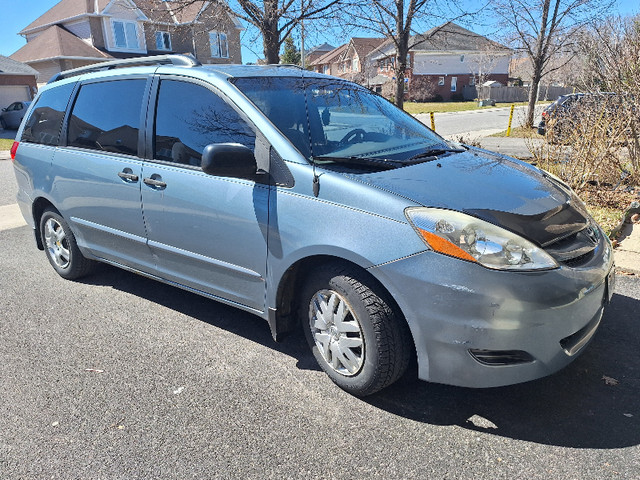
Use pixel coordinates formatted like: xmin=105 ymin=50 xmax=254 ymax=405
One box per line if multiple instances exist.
xmin=78 ymin=263 xmax=319 ymax=370
xmin=366 ymin=280 xmax=640 ymax=449
xmin=79 ymin=265 xmax=639 ymax=449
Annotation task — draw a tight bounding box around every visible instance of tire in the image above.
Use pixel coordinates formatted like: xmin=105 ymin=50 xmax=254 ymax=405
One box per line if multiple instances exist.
xmin=40 ymin=208 xmax=96 ymax=280
xmin=301 ymin=263 xmax=411 ymax=396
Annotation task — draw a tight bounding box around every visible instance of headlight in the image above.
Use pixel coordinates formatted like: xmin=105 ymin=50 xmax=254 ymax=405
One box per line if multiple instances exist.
xmin=405 ymin=207 xmax=558 ymax=271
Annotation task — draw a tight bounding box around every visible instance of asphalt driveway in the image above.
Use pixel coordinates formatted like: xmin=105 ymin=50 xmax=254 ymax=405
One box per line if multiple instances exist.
xmin=1 ymin=222 xmax=639 ymax=479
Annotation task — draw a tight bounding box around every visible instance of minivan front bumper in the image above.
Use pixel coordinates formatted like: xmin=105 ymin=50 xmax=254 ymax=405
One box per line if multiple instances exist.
xmin=369 ymin=234 xmax=614 ymax=388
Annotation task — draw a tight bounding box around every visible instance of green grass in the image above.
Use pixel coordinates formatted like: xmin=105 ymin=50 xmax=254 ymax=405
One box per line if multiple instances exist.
xmin=404 ymin=101 xmax=535 ymax=115
xmin=587 ymin=204 xmax=623 ymax=237
xmin=0 ymin=138 xmax=14 ymax=151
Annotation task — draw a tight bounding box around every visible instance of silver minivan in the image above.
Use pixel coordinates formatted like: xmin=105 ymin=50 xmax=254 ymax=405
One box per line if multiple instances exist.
xmin=12 ymin=55 xmax=614 ymax=396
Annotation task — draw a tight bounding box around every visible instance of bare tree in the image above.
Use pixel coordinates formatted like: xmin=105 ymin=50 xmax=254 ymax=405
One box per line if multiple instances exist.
xmin=345 ymin=0 xmax=438 ymax=109
xmin=165 ymin=0 xmax=343 ymax=64
xmin=493 ymin=0 xmax=613 ymax=127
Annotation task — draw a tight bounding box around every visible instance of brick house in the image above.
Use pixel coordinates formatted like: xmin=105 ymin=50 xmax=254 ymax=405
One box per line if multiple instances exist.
xmin=10 ymin=0 xmax=243 ymax=85
xmin=309 ymin=38 xmax=384 ymax=82
xmin=368 ymin=22 xmax=511 ymax=101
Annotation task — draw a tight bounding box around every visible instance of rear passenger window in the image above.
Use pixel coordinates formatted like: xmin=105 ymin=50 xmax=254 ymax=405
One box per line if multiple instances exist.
xmin=68 ymin=79 xmax=146 ymax=155
xmin=21 ymin=83 xmax=74 ymax=146
xmin=154 ymin=80 xmax=255 ymax=166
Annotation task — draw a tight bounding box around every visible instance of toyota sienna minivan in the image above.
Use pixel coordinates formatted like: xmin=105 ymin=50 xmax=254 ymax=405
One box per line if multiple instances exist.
xmin=11 ymin=55 xmax=614 ymax=396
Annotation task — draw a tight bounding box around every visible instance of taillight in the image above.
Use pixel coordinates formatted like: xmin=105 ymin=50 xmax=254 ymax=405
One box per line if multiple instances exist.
xmin=10 ymin=141 xmax=19 ymax=161
xmin=542 ymin=111 xmax=549 ymax=119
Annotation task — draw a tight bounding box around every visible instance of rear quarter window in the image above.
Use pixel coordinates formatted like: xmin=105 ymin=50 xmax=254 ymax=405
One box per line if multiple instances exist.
xmin=21 ymin=83 xmax=75 ymax=146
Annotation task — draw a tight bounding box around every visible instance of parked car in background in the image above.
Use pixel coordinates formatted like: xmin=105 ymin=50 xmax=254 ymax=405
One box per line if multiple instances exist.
xmin=538 ymin=92 xmax=621 ymax=141
xmin=1 ymin=101 xmax=31 ymax=129
xmin=11 ymin=55 xmax=614 ymax=396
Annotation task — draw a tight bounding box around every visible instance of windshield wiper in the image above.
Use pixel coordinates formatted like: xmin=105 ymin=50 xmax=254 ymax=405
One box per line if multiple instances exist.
xmin=312 ymin=156 xmax=403 ymax=170
xmin=407 ymin=147 xmax=467 ymax=162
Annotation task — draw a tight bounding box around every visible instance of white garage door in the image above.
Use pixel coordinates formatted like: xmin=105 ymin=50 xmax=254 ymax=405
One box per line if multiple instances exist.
xmin=0 ymin=86 xmax=31 ymax=109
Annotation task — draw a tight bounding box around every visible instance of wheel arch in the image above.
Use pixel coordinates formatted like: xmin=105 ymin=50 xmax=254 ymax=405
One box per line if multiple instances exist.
xmin=31 ymin=197 xmax=59 ymax=250
xmin=272 ymin=254 xmax=417 ymax=364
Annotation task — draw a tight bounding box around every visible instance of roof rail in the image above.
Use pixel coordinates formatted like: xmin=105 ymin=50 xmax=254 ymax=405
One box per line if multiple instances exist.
xmin=48 ymin=54 xmax=202 ymax=84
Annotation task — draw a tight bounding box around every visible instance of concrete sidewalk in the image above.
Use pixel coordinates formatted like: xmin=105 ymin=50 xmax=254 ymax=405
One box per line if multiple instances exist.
xmin=614 ymin=211 xmax=640 ymax=275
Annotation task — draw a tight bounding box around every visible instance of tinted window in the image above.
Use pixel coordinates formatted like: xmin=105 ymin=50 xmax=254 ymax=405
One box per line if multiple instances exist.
xmin=154 ymin=80 xmax=255 ymax=166
xmin=21 ymin=83 xmax=74 ymax=146
xmin=68 ymin=79 xmax=146 ymax=155
xmin=234 ymin=77 xmax=444 ymax=162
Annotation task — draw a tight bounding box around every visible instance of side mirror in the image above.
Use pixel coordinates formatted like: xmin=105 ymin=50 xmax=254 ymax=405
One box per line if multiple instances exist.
xmin=1 ymin=108 xmax=6 ymax=112
xmin=201 ymin=143 xmax=258 ymax=179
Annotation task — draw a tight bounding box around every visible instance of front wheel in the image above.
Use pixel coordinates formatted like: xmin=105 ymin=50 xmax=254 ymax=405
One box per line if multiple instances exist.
xmin=301 ymin=264 xmax=411 ymax=396
xmin=40 ymin=209 xmax=96 ymax=280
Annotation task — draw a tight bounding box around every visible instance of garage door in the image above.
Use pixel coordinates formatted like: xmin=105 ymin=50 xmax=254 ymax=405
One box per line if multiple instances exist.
xmin=0 ymin=86 xmax=31 ymax=110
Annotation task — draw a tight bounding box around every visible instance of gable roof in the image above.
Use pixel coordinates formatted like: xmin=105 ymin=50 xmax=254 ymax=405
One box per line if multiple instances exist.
xmin=307 ymin=43 xmax=335 ymax=55
xmin=0 ymin=55 xmax=39 ymax=76
xmin=20 ymin=0 xmax=111 ymax=35
xmin=11 ymin=25 xmax=112 ymax=63
xmin=309 ymin=43 xmax=348 ymax=66
xmin=370 ymin=22 xmax=511 ymax=60
xmin=349 ymin=37 xmax=385 ymax=60
xmin=20 ymin=0 xmax=233 ymax=35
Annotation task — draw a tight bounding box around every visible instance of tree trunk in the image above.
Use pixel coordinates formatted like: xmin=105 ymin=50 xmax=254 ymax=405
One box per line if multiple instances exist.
xmin=263 ymin=0 xmax=280 ymax=64
xmin=526 ymin=0 xmax=552 ymax=127
xmin=526 ymin=67 xmax=542 ymax=128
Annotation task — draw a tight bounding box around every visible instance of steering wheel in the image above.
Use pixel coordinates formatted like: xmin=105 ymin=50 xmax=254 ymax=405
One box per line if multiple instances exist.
xmin=340 ymin=128 xmax=366 ymax=145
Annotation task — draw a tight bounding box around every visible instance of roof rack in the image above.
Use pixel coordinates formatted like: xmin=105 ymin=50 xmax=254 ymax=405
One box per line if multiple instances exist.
xmin=48 ymin=54 xmax=202 ymax=84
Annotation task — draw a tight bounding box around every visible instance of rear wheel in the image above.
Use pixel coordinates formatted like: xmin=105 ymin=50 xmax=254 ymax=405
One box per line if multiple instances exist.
xmin=301 ymin=263 xmax=411 ymax=396
xmin=40 ymin=209 xmax=95 ymax=280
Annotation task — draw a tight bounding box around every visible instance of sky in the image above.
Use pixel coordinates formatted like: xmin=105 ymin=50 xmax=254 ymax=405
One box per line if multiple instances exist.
xmin=0 ymin=0 xmax=638 ymax=64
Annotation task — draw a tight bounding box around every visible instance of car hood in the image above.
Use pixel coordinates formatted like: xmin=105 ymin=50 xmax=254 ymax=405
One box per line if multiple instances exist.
xmin=347 ymin=148 xmax=589 ymax=247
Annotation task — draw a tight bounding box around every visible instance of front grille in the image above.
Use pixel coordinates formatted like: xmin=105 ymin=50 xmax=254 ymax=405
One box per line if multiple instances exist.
xmin=545 ymin=224 xmax=600 ymax=267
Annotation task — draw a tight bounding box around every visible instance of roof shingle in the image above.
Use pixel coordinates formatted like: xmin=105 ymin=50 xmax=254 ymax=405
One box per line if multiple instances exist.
xmin=11 ymin=25 xmax=112 ymax=63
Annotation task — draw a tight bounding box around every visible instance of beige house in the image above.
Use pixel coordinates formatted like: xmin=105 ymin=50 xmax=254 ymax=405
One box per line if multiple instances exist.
xmin=11 ymin=0 xmax=243 ymax=85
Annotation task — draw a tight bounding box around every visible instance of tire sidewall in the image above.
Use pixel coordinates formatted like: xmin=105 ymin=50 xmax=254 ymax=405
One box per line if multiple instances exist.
xmin=40 ymin=210 xmax=79 ymax=279
xmin=302 ymin=268 xmax=385 ymax=395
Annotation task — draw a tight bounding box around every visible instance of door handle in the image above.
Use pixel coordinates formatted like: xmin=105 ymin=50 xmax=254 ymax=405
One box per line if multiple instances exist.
xmin=117 ymin=170 xmax=139 ymax=182
xmin=143 ymin=176 xmax=167 ymax=189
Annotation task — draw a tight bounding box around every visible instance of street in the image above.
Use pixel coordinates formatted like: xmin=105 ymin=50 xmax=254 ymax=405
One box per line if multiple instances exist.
xmin=1 ymin=155 xmax=639 ymax=478
xmin=415 ymin=105 xmax=544 ymax=138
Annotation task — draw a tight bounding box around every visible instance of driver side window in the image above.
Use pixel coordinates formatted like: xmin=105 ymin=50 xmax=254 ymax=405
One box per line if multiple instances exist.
xmin=154 ymin=80 xmax=256 ymax=166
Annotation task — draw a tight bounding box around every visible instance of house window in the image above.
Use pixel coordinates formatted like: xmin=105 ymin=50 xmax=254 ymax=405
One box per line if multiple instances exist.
xmin=469 ymin=76 xmax=476 ymax=86
xmin=112 ymin=20 xmax=140 ymax=50
xmin=451 ymin=76 xmax=457 ymax=92
xmin=353 ymin=59 xmax=358 ymax=71
xmin=438 ymin=76 xmax=445 ymax=86
xmin=209 ymin=31 xmax=229 ymax=58
xmin=155 ymin=31 xmax=171 ymax=51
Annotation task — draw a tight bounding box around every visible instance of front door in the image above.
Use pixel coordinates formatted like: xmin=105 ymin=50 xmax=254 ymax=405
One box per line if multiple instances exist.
xmin=141 ymin=78 xmax=269 ymax=312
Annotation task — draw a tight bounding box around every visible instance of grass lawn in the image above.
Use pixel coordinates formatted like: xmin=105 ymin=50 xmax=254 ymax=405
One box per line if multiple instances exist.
xmin=0 ymin=138 xmax=14 ymax=151
xmin=404 ymin=101 xmax=533 ymax=115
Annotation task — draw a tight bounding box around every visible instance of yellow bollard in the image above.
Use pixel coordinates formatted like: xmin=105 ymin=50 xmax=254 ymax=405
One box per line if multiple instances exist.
xmin=506 ymin=104 xmax=514 ymax=137
xmin=430 ymin=111 xmax=435 ymax=131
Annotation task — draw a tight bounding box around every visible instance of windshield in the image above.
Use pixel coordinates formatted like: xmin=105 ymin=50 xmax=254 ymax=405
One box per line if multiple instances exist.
xmin=232 ymin=77 xmax=448 ymax=165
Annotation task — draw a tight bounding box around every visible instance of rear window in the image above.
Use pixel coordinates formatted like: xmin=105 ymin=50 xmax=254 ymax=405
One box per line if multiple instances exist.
xmin=21 ymin=83 xmax=74 ymax=146
xmin=67 ymin=79 xmax=146 ymax=156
